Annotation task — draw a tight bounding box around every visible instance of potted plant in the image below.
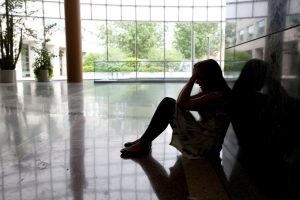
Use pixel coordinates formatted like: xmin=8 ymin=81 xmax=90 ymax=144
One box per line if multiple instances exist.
xmin=32 ymin=23 xmax=56 ymax=82
xmin=32 ymin=44 xmax=54 ymax=82
xmin=0 ymin=0 xmax=26 ymax=82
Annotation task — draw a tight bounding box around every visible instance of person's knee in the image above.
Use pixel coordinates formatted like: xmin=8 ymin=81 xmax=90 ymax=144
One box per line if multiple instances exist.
xmin=161 ymin=97 xmax=176 ymax=105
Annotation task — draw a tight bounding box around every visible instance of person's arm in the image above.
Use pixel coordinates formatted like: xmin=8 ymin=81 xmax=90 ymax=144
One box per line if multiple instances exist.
xmin=177 ymin=68 xmax=221 ymax=111
xmin=178 ymin=90 xmax=221 ymax=111
xmin=176 ymin=74 xmax=197 ymax=105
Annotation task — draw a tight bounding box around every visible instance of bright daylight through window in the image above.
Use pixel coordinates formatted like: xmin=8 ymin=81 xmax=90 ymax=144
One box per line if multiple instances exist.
xmin=2 ymin=0 xmax=226 ymax=81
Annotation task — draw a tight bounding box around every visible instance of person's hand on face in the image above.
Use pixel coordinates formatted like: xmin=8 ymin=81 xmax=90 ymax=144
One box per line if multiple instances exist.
xmin=192 ymin=66 xmax=202 ymax=80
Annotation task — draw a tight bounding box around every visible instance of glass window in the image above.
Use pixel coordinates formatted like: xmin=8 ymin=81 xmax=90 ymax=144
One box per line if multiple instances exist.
xmin=151 ymin=0 xmax=164 ymax=6
xmin=179 ymin=7 xmax=193 ymax=21
xmin=165 ymin=7 xmax=179 ymax=21
xmin=179 ymin=0 xmax=193 ymax=7
xmin=151 ymin=7 xmax=164 ymax=21
xmin=107 ymin=0 xmax=121 ymax=5
xmin=22 ymin=0 xmax=225 ymax=80
xmin=194 ymin=0 xmax=207 ymax=6
xmin=122 ymin=0 xmax=135 ymax=6
xmin=225 ymin=20 xmax=236 ymax=48
xmin=289 ymin=0 xmax=300 ymax=14
xmin=92 ymin=5 xmax=106 ymax=20
xmin=172 ymin=22 xmax=192 ymax=60
xmin=107 ymin=21 xmax=136 ymax=61
xmin=194 ymin=22 xmax=221 ymax=60
xmin=137 ymin=22 xmax=164 ymax=59
xmin=237 ymin=3 xmax=253 ymax=18
xmin=92 ymin=0 xmax=106 ymax=3
xmin=21 ymin=44 xmax=30 ymax=77
xmin=208 ymin=7 xmax=222 ymax=21
xmin=122 ymin=6 xmax=135 ymax=20
xmin=256 ymin=19 xmax=265 ymax=36
xmin=136 ymin=0 xmax=150 ymax=6
xmin=165 ymin=0 xmax=178 ymax=6
xmin=194 ymin=7 xmax=207 ymax=21
xmin=26 ymin=1 xmax=43 ymax=17
xmin=81 ymin=4 xmax=91 ymax=19
xmin=107 ymin=6 xmax=121 ymax=20
xmin=208 ymin=0 xmax=223 ymax=6
xmin=253 ymin=2 xmax=268 ymax=17
xmin=137 ymin=6 xmax=150 ymax=21
xmin=239 ymin=29 xmax=244 ymax=42
xmin=60 ymin=3 xmax=65 ymax=18
xmin=226 ymin=4 xmax=237 ymax=19
xmin=247 ymin=25 xmax=254 ymax=40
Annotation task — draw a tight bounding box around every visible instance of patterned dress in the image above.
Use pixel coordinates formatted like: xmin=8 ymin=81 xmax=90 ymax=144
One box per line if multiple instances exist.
xmin=170 ymin=91 xmax=230 ymax=159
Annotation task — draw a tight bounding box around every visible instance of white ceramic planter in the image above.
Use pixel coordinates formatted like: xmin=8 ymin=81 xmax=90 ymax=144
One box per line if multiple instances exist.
xmin=0 ymin=69 xmax=16 ymax=83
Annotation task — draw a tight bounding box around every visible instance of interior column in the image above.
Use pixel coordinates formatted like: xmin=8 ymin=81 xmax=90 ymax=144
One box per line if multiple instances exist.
xmin=64 ymin=0 xmax=83 ymax=82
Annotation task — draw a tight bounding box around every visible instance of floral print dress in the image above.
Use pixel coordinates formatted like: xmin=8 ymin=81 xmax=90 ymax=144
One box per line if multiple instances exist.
xmin=170 ymin=91 xmax=230 ymax=159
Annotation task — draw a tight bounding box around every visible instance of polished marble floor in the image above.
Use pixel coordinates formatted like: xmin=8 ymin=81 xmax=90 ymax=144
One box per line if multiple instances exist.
xmin=0 ymin=81 xmax=295 ymax=200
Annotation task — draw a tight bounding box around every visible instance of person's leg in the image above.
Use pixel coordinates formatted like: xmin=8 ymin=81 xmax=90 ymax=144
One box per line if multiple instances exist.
xmin=140 ymin=97 xmax=176 ymax=144
xmin=121 ymin=97 xmax=176 ymax=155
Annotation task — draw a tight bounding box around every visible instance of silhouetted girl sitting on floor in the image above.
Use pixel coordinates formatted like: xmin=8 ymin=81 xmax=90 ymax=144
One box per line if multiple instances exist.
xmin=121 ymin=59 xmax=231 ymax=159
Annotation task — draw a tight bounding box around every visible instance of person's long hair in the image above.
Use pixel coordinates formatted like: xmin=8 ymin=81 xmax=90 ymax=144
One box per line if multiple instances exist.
xmin=195 ymin=59 xmax=231 ymax=93
xmin=232 ymin=59 xmax=268 ymax=93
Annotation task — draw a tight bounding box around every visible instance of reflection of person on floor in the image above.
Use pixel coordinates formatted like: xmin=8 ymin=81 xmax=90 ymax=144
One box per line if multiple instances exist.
xmin=121 ymin=59 xmax=231 ymax=159
xmin=128 ymin=155 xmax=188 ymax=200
xmin=230 ymin=58 xmax=300 ymax=199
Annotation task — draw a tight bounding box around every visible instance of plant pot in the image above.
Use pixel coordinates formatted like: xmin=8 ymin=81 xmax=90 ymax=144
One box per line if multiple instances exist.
xmin=0 ymin=69 xmax=16 ymax=83
xmin=37 ymin=69 xmax=50 ymax=82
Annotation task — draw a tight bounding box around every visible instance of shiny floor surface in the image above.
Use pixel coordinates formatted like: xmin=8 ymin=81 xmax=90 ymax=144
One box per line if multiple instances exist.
xmin=0 ymin=81 xmax=277 ymax=200
xmin=0 ymin=81 xmax=197 ymax=200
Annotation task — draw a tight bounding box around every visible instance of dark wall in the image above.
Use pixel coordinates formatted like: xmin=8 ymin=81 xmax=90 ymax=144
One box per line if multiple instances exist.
xmin=224 ymin=0 xmax=300 ymax=199
xmin=225 ymin=0 xmax=300 ymax=98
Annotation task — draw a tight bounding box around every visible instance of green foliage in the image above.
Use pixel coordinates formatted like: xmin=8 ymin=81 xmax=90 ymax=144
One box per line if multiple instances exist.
xmin=99 ymin=22 xmax=163 ymax=59
xmin=33 ymin=65 xmax=53 ymax=79
xmin=83 ymin=65 xmax=94 ymax=72
xmin=32 ymin=45 xmax=55 ymax=78
xmin=225 ymin=21 xmax=236 ymax=47
xmin=0 ymin=0 xmax=27 ymax=69
xmin=32 ymin=23 xmax=56 ymax=79
xmin=138 ymin=66 xmax=163 ymax=72
xmin=224 ymin=50 xmax=252 ymax=71
xmin=83 ymin=52 xmax=103 ymax=66
xmin=165 ymin=49 xmax=184 ymax=61
xmin=107 ymin=47 xmax=127 ymax=61
xmin=173 ymin=22 xmax=220 ymax=59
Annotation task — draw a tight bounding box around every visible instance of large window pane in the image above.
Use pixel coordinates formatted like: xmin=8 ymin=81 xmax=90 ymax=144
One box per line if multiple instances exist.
xmin=92 ymin=5 xmax=106 ymax=20
xmin=194 ymin=7 xmax=208 ymax=21
xmin=165 ymin=7 xmax=179 ymax=21
xmin=44 ymin=2 xmax=60 ymax=18
xmin=194 ymin=22 xmax=221 ymax=60
xmin=151 ymin=7 xmax=164 ymax=21
xmin=137 ymin=22 xmax=164 ymax=60
xmin=107 ymin=21 xmax=135 ymax=61
xmin=81 ymin=4 xmax=91 ymax=19
xmin=122 ymin=6 xmax=135 ymax=20
xmin=137 ymin=61 xmax=164 ymax=79
xmin=18 ymin=0 xmax=226 ymax=81
xmin=136 ymin=6 xmax=150 ymax=21
xmin=107 ymin=6 xmax=121 ymax=20
xmin=172 ymin=22 xmax=192 ymax=60
xmin=179 ymin=7 xmax=193 ymax=21
xmin=26 ymin=1 xmax=43 ymax=17
xmin=165 ymin=61 xmax=192 ymax=78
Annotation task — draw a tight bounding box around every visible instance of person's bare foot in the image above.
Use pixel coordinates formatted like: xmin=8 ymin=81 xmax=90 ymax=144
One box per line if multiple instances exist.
xmin=120 ymin=141 xmax=151 ymax=157
xmin=124 ymin=138 xmax=140 ymax=147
